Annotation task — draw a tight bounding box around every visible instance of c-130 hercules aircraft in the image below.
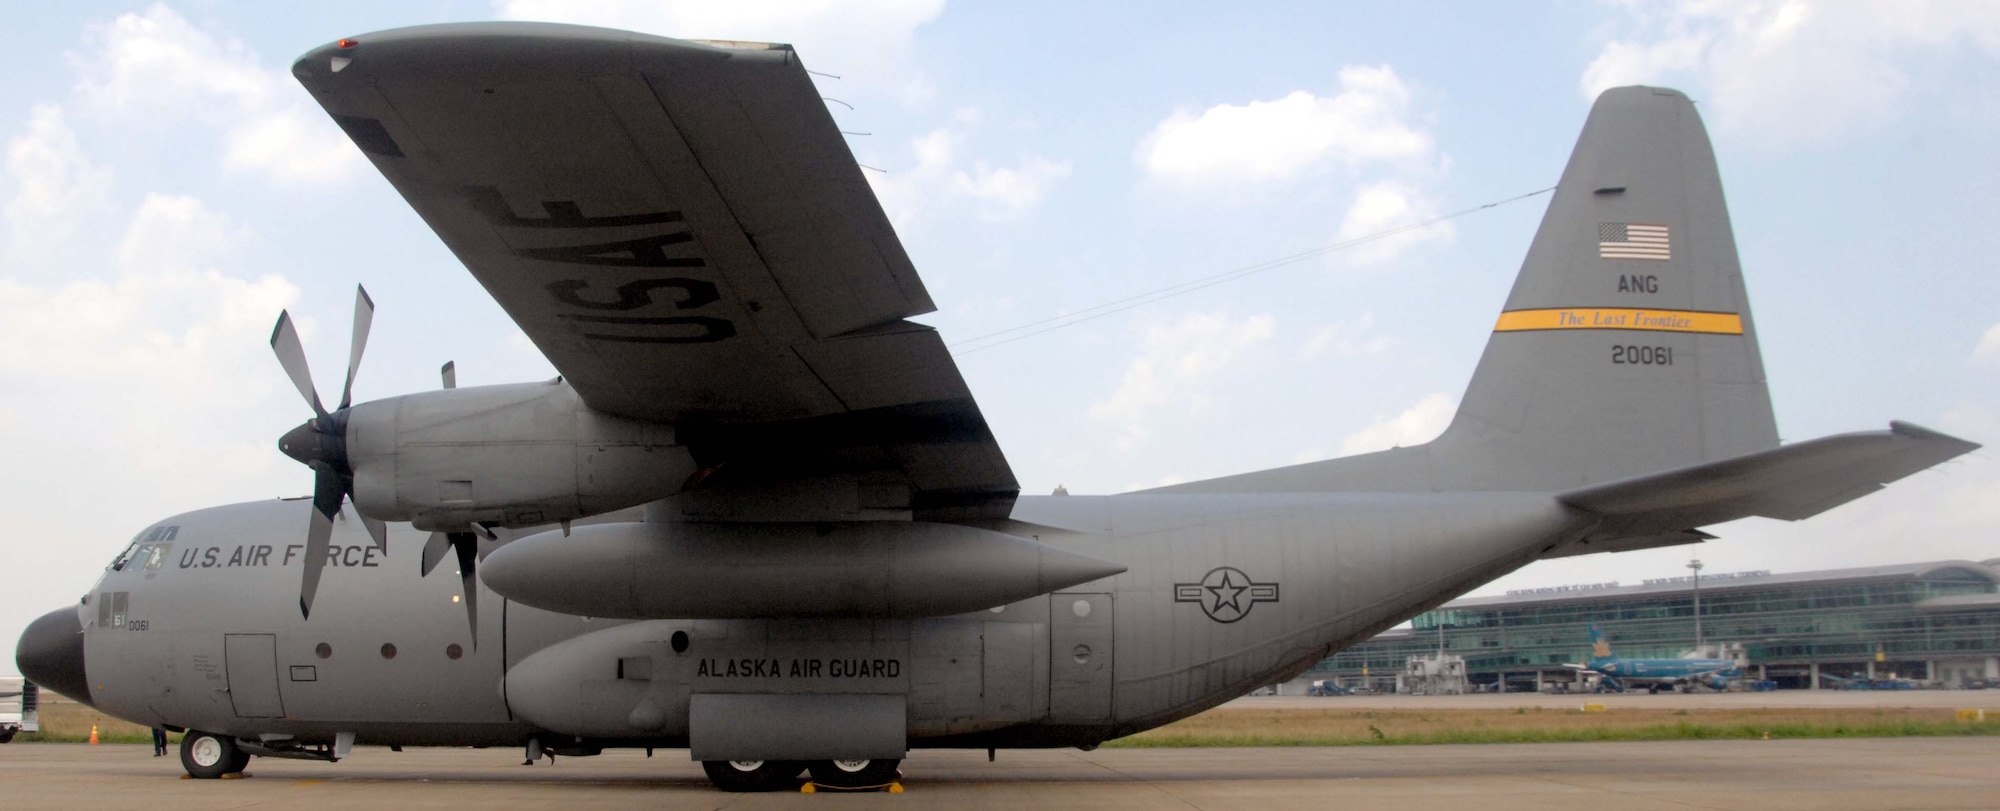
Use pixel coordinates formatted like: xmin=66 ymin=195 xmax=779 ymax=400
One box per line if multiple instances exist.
xmin=14 ymin=22 xmax=1979 ymax=792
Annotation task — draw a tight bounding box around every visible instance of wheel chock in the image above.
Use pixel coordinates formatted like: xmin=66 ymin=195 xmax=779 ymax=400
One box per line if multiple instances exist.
xmin=801 ymin=781 xmax=904 ymax=793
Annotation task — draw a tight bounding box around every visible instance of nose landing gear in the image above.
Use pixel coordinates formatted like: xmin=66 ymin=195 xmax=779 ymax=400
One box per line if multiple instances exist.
xmin=179 ymin=730 xmax=249 ymax=779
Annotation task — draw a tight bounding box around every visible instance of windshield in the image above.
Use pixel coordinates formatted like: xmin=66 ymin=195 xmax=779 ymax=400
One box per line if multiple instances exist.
xmin=107 ymin=539 xmax=142 ymax=572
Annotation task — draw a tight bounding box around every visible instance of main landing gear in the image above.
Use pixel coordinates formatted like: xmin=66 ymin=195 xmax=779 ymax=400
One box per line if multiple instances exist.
xmin=179 ymin=730 xmax=250 ymax=779
xmin=699 ymin=758 xmax=905 ymax=792
xmin=807 ymin=758 xmax=903 ymax=788
xmin=701 ymin=759 xmax=805 ymax=792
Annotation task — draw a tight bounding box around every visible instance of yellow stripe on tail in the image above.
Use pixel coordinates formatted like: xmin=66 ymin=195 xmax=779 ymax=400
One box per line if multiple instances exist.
xmin=1494 ymin=308 xmax=1743 ymax=335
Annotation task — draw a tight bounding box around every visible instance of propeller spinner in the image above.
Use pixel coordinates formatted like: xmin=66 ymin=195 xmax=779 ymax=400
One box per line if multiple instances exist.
xmin=268 ymin=286 xmax=389 ymax=619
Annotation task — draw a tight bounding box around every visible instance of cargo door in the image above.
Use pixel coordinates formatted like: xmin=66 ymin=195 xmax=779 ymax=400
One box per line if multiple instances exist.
xmin=1048 ymin=592 xmax=1113 ymax=721
xmin=223 ymin=634 xmax=286 ymax=718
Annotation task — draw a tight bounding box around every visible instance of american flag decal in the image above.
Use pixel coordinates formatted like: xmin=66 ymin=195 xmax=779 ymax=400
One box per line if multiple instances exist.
xmin=1599 ymin=222 xmax=1670 ymax=260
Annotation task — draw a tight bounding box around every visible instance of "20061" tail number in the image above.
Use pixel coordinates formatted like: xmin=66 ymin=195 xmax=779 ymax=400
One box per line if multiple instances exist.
xmin=1612 ymin=345 xmax=1674 ymax=365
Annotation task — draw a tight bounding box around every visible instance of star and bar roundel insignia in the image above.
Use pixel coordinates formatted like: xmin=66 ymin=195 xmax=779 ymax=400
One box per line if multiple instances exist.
xmin=1174 ymin=567 xmax=1280 ymax=623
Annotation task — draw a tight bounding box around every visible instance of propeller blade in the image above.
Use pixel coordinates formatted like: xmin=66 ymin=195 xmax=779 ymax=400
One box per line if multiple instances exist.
xmin=359 ymin=513 xmax=388 ymax=554
xmin=270 ymin=311 xmax=327 ymax=419
xmin=298 ymin=467 xmax=344 ymax=619
xmin=441 ymin=361 xmax=456 ymax=390
xmin=452 ymin=532 xmax=480 ymax=648
xmin=421 ymin=532 xmax=451 ymax=577
xmin=338 ymin=286 xmax=374 ymax=410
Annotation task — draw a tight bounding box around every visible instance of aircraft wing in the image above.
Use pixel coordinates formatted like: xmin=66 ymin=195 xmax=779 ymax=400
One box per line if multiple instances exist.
xmin=292 ymin=24 xmax=1017 ymax=519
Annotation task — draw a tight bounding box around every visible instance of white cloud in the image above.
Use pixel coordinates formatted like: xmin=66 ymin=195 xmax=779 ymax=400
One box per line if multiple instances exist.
xmin=0 ymin=87 xmax=308 ymax=530
xmin=1134 ymin=66 xmax=1451 ymax=263
xmin=1137 ymin=65 xmax=1432 ymax=184
xmin=69 ymin=4 xmax=360 ymax=184
xmin=1299 ymin=312 xmax=1395 ymax=361
xmin=866 ymin=123 xmax=1072 ymax=227
xmin=222 ymin=106 xmax=366 ymax=184
xmin=1338 ymin=392 xmax=1455 ymax=456
xmin=0 ymin=194 xmax=302 ymax=503
xmin=1580 ymin=31 xmax=1711 ymax=101
xmin=1089 ymin=312 xmax=1277 ymax=450
xmin=1332 ymin=180 xmax=1455 ymax=264
xmin=4 ymin=105 xmax=112 ymax=268
xmin=950 ymin=155 xmax=1073 ymax=219
xmin=1974 ymin=322 xmax=2000 ymax=362
xmin=1582 ymin=1 xmax=2000 ymax=143
xmin=117 ymin=193 xmax=246 ymax=271
xmin=496 ymin=0 xmax=945 ymax=104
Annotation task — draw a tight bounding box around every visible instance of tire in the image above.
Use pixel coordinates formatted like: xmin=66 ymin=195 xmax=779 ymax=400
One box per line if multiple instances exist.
xmin=701 ymin=759 xmax=806 ymax=792
xmin=807 ymin=758 xmax=902 ymax=788
xmin=179 ymin=731 xmax=249 ymax=779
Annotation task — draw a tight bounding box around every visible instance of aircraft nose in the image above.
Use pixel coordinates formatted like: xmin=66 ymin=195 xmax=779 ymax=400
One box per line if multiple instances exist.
xmin=15 ymin=606 xmax=91 ymax=708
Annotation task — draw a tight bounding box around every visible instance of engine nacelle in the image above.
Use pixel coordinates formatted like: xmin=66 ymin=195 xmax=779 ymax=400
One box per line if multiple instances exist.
xmin=343 ymin=379 xmax=694 ymax=529
xmin=483 ymin=520 xmax=1127 ymax=619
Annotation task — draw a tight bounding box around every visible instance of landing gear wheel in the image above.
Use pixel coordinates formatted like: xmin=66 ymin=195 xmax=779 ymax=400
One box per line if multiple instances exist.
xmin=807 ymin=758 xmax=902 ymax=788
xmin=701 ymin=759 xmax=806 ymax=792
xmin=179 ymin=730 xmax=249 ymax=779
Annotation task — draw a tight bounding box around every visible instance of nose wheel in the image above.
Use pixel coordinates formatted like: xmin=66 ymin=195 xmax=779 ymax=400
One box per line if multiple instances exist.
xmin=180 ymin=730 xmax=250 ymax=779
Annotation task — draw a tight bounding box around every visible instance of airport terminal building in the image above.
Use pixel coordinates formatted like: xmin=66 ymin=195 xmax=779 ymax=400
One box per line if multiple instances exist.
xmin=1308 ymin=559 xmax=2000 ymax=692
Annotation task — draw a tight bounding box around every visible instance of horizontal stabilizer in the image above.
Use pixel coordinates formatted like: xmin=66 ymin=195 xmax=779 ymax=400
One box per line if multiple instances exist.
xmin=1543 ymin=528 xmax=1714 ymax=559
xmin=1557 ymin=422 xmax=1979 ymax=542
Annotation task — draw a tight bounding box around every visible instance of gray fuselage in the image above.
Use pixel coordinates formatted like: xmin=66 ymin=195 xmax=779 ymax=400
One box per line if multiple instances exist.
xmin=73 ymin=492 xmax=1586 ymax=750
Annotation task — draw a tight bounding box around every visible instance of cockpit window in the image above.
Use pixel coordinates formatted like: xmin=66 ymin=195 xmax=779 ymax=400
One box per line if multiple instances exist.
xmin=108 ymin=539 xmax=142 ymax=572
xmin=111 ymin=525 xmax=180 ymax=571
xmin=140 ymin=543 xmax=172 ymax=572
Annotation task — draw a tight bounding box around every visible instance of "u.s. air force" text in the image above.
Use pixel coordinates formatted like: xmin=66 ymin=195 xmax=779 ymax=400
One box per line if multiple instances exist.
xmin=178 ymin=544 xmax=381 ymax=569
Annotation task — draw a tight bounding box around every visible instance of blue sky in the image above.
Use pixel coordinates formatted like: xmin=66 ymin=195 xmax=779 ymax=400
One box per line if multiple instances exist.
xmin=3 ymin=1 xmax=1998 ymax=654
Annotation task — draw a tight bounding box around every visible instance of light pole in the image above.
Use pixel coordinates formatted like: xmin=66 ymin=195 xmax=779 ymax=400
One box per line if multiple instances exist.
xmin=1688 ymin=558 xmax=1705 ymax=655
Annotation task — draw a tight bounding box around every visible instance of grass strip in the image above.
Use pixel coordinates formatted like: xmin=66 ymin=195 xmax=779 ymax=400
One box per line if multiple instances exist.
xmin=1105 ymin=707 xmax=2000 ymax=747
xmin=16 ymin=702 xmax=176 ymax=744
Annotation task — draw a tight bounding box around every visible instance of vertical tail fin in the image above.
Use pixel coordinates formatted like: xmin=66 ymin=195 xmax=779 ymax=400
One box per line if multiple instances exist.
xmin=1156 ymin=86 xmax=1779 ymax=496
xmin=1589 ymin=624 xmax=1612 ymax=660
xmin=1432 ymin=86 xmax=1778 ymax=490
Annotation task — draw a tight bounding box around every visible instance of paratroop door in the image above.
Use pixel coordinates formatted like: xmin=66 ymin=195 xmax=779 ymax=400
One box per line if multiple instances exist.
xmin=223 ymin=634 xmax=285 ymax=718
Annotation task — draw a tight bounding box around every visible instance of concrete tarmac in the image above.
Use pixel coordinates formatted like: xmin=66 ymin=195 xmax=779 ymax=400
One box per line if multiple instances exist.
xmin=5 ymin=737 xmax=1999 ymax=809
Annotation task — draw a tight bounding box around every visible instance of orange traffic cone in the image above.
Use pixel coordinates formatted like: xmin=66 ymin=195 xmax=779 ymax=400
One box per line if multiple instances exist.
xmin=88 ymin=725 xmax=99 ymax=745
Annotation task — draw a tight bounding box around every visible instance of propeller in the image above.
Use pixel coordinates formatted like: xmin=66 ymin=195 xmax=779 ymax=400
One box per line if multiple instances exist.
xmin=421 ymin=526 xmax=490 ymax=647
xmin=270 ymin=286 xmax=388 ymax=620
